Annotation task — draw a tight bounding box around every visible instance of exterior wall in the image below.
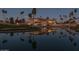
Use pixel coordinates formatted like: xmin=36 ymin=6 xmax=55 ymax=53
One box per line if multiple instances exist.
xmin=26 ymin=18 xmax=56 ymax=26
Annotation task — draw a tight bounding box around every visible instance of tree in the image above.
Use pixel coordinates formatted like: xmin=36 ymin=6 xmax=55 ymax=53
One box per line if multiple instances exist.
xmin=20 ymin=11 xmax=24 ymax=20
xmin=32 ymin=8 xmax=36 ymax=18
xmin=20 ymin=11 xmax=24 ymax=15
xmin=74 ymin=9 xmax=77 ymax=13
xmin=2 ymin=9 xmax=7 ymax=20
xmin=28 ymin=13 xmax=32 ymax=18
xmin=46 ymin=17 xmax=49 ymax=19
xmin=73 ymin=9 xmax=77 ymax=20
xmin=9 ymin=17 xmax=14 ymax=24
xmin=59 ymin=15 xmax=64 ymax=23
xmin=69 ymin=11 xmax=74 ymax=17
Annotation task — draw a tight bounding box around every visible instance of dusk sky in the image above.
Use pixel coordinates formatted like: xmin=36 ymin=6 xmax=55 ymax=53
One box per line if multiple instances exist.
xmin=0 ymin=8 xmax=79 ymax=22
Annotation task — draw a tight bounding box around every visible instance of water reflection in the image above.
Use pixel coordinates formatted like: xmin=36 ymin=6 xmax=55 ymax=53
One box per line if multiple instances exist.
xmin=69 ymin=36 xmax=74 ymax=42
xmin=2 ymin=40 xmax=7 ymax=44
xmin=73 ymin=42 xmax=77 ymax=47
xmin=30 ymin=27 xmax=56 ymax=35
xmin=32 ymin=40 xmax=37 ymax=49
xmin=28 ymin=33 xmax=37 ymax=49
xmin=10 ymin=32 xmax=14 ymax=36
xmin=0 ymin=27 xmax=79 ymax=51
xmin=20 ymin=37 xmax=24 ymax=42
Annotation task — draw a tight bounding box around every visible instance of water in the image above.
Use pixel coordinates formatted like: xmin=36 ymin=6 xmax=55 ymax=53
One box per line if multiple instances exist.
xmin=0 ymin=27 xmax=79 ymax=51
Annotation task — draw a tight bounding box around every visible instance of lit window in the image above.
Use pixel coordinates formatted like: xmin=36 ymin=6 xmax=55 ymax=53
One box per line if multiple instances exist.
xmin=48 ymin=20 xmax=53 ymax=24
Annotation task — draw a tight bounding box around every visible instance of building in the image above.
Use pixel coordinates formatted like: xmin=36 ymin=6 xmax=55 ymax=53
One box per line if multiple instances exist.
xmin=26 ymin=18 xmax=56 ymax=27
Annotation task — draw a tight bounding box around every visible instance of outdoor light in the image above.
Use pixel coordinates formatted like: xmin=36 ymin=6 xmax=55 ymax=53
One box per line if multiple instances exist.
xmin=48 ymin=20 xmax=52 ymax=24
xmin=48 ymin=29 xmax=52 ymax=32
xmin=27 ymin=23 xmax=31 ymax=25
xmin=16 ymin=22 xmax=19 ymax=25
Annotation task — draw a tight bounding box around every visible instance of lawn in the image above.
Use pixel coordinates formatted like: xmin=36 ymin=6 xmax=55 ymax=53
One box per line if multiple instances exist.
xmin=0 ymin=24 xmax=40 ymax=31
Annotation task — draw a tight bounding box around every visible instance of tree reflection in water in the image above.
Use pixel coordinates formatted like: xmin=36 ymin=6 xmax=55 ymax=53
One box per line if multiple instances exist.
xmin=32 ymin=40 xmax=37 ymax=49
xmin=68 ymin=36 xmax=77 ymax=47
xmin=59 ymin=36 xmax=61 ymax=39
xmin=60 ymin=31 xmax=63 ymax=35
xmin=28 ymin=27 xmax=57 ymax=50
xmin=73 ymin=42 xmax=77 ymax=47
xmin=10 ymin=32 xmax=14 ymax=36
xmin=22 ymin=32 xmax=25 ymax=35
xmin=2 ymin=40 xmax=7 ymax=44
xmin=28 ymin=34 xmax=32 ymax=43
xmin=69 ymin=36 xmax=74 ymax=42
xmin=46 ymin=32 xmax=49 ymax=36
xmin=28 ymin=33 xmax=37 ymax=49
xmin=20 ymin=37 xmax=24 ymax=42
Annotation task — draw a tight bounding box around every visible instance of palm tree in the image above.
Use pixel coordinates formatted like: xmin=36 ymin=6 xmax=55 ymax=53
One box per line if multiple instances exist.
xmin=28 ymin=13 xmax=32 ymax=18
xmin=46 ymin=17 xmax=49 ymax=19
xmin=40 ymin=16 xmax=42 ymax=18
xmin=32 ymin=8 xmax=36 ymax=19
xmin=1 ymin=9 xmax=7 ymax=21
xmin=74 ymin=9 xmax=77 ymax=13
xmin=68 ymin=9 xmax=77 ymax=23
xmin=69 ymin=11 xmax=74 ymax=17
xmin=73 ymin=9 xmax=77 ymax=20
xmin=9 ymin=17 xmax=14 ymax=24
xmin=59 ymin=15 xmax=64 ymax=23
xmin=20 ymin=11 xmax=24 ymax=21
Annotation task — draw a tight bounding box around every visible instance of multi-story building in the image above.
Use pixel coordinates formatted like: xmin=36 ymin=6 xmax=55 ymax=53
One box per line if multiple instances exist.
xmin=26 ymin=18 xmax=56 ymax=27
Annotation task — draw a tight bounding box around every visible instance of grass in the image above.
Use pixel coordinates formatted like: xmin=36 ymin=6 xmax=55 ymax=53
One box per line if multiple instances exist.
xmin=0 ymin=24 xmax=41 ymax=31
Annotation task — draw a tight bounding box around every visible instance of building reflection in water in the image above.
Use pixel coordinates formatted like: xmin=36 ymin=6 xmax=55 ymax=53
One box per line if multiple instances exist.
xmin=27 ymin=27 xmax=56 ymax=50
xmin=0 ymin=26 xmax=78 ymax=50
xmin=29 ymin=27 xmax=56 ymax=35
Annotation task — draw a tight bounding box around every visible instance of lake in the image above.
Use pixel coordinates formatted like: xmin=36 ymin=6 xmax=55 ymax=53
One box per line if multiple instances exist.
xmin=0 ymin=27 xmax=79 ymax=51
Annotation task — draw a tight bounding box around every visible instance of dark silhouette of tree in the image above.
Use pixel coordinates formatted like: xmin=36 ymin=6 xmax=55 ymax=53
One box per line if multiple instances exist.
xmin=59 ymin=36 xmax=61 ymax=39
xmin=28 ymin=13 xmax=32 ymax=18
xmin=32 ymin=8 xmax=36 ymax=18
xmin=63 ymin=15 xmax=67 ymax=18
xmin=21 ymin=18 xmax=25 ymax=23
xmin=73 ymin=42 xmax=77 ymax=47
xmin=68 ymin=9 xmax=78 ymax=22
xmin=69 ymin=36 xmax=74 ymax=42
xmin=59 ymin=15 xmax=64 ymax=23
xmin=29 ymin=39 xmax=32 ymax=43
xmin=2 ymin=9 xmax=7 ymax=20
xmin=20 ymin=37 xmax=24 ymax=42
xmin=60 ymin=17 xmax=63 ymax=20
xmin=2 ymin=40 xmax=7 ymax=43
xmin=20 ymin=11 xmax=24 ymax=15
xmin=73 ymin=17 xmax=76 ymax=19
xmin=10 ymin=32 xmax=14 ymax=36
xmin=2 ymin=9 xmax=7 ymax=14
xmin=9 ymin=17 xmax=14 ymax=24
xmin=69 ymin=11 xmax=74 ymax=17
xmin=32 ymin=40 xmax=37 ymax=49
xmin=15 ymin=17 xmax=19 ymax=23
xmin=46 ymin=17 xmax=49 ymax=19
xmin=74 ymin=9 xmax=77 ymax=13
xmin=40 ymin=16 xmax=42 ymax=18
xmin=60 ymin=32 xmax=63 ymax=35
